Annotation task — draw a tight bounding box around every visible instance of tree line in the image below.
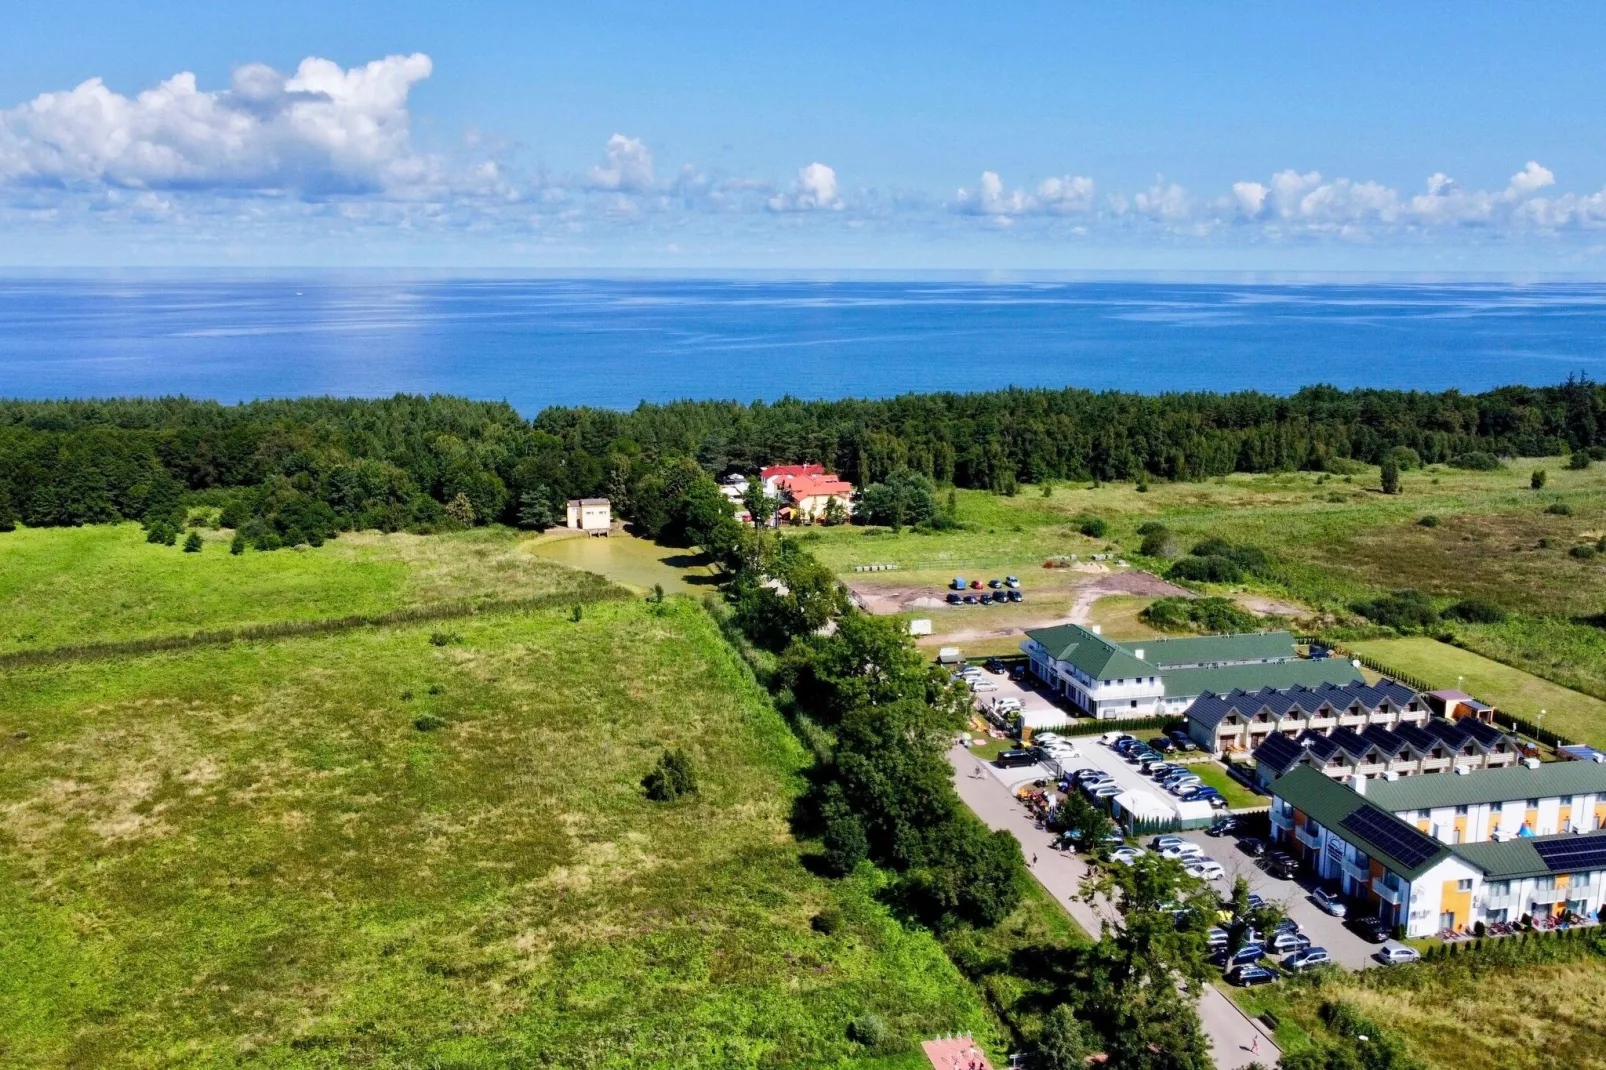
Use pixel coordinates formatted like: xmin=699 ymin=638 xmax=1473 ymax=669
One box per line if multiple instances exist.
xmin=1 ymin=376 xmax=1602 ymax=540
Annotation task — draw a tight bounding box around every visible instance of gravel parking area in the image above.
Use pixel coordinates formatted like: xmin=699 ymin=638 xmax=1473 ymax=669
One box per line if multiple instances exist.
xmin=1177 ymin=829 xmax=1382 ymax=970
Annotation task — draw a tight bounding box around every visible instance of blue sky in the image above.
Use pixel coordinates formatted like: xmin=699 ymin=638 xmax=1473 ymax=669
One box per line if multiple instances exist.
xmin=3 ymin=2 xmax=1605 ymax=270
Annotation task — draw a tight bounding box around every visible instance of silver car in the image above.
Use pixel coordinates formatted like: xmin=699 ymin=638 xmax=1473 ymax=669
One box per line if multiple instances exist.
xmin=1376 ymin=941 xmax=1421 ymax=965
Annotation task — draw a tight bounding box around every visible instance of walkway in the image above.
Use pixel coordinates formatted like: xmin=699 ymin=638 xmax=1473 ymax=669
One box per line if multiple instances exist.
xmin=948 ymin=744 xmax=1280 ymax=1070
xmin=922 ymin=1035 xmax=992 ymax=1070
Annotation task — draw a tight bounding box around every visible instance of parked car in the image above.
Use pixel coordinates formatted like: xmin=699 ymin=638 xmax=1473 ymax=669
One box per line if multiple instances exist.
xmin=1228 ymin=964 xmax=1278 ymax=987
xmin=1186 ymin=858 xmax=1227 ymax=881
xmin=1313 ymin=889 xmax=1348 ymax=918
xmin=970 ymin=680 xmax=998 ymax=693
xmin=1376 ymin=942 xmax=1421 ymax=966
xmin=1008 ymin=590 xmax=1024 ymax=603
xmin=1146 ymin=762 xmax=1179 ymax=779
xmin=963 ymin=594 xmax=978 ymax=604
xmin=946 ymin=592 xmax=963 ymax=604
xmin=1091 ymin=783 xmax=1123 ymax=800
xmin=1188 ymin=787 xmax=1227 ymax=808
xmin=1161 ymin=771 xmax=1200 ymax=788
xmin=1148 ymin=736 xmax=1177 ymax=753
xmin=1266 ymin=851 xmax=1299 ymax=879
xmin=978 ymin=593 xmax=993 ymax=605
xmin=951 ymin=577 xmax=967 ymax=590
xmin=1107 ymin=734 xmax=1136 ymax=749
xmin=995 ymin=749 xmax=1037 ymax=768
xmin=1215 ymin=943 xmax=1266 ymax=968
xmin=1005 ymin=576 xmax=1020 ymax=588
xmin=1166 ymin=779 xmax=1203 ymax=796
xmin=1010 ymin=665 xmax=1028 ymax=681
xmin=1283 ymin=947 xmax=1332 ymax=972
xmin=1207 ymin=815 xmax=1240 ymax=837
xmin=985 ymin=657 xmax=1006 ymax=674
xmin=1152 ymin=834 xmax=1187 ymax=852
xmin=1269 ymin=930 xmax=1312 ymax=954
xmin=1110 ymin=846 xmax=1146 ymax=865
xmin=970 ymin=580 xmax=984 ymax=589
xmin=1159 ymin=842 xmax=1205 ymax=860
xmin=1267 ymin=914 xmax=1295 ymax=934
xmin=1236 ymin=836 xmax=1266 ymax=857
xmin=988 ymin=579 xmax=1003 ymax=589
xmin=1349 ymin=916 xmax=1391 ymax=943
xmin=1070 ymin=767 xmax=1105 ymax=783
xmin=1169 ymin=730 xmax=1199 ymax=751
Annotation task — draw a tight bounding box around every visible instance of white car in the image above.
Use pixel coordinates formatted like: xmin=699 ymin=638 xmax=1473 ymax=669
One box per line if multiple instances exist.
xmin=970 ymin=681 xmax=999 ymax=693
xmin=1035 ymin=732 xmax=1063 ymax=743
xmin=1185 ymin=858 xmax=1226 ymax=880
xmin=1313 ymin=888 xmax=1348 ymax=917
xmin=1160 ymin=843 xmax=1205 ymax=861
xmin=1110 ymin=846 xmax=1146 ymax=865
xmin=1091 ymin=783 xmax=1123 ymax=799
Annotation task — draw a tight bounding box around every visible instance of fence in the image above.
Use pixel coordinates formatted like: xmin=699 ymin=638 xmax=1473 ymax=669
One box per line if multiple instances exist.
xmin=1054 ymin=715 xmax=1187 ymax=738
xmin=1296 ymin=635 xmax=1581 ymax=749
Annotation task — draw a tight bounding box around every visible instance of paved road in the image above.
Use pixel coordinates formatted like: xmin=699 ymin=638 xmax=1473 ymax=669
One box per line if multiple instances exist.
xmin=949 ymin=745 xmax=1280 ymax=1070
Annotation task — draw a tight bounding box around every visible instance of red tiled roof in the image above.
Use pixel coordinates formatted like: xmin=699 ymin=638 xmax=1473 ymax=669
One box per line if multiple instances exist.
xmin=761 ymin=463 xmax=824 ymax=481
xmin=787 ymin=474 xmax=854 ymax=497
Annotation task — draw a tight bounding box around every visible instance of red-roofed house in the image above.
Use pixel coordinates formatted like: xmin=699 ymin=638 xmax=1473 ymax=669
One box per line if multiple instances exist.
xmin=760 ymin=464 xmax=825 ymax=496
xmin=760 ymin=464 xmax=854 ymax=523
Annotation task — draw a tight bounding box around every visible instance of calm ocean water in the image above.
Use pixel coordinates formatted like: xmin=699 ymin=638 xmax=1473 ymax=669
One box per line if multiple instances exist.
xmin=2 ymin=276 xmax=1604 ymax=413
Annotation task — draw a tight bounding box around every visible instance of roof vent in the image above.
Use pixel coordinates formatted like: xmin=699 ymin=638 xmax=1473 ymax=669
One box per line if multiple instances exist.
xmin=1133 ymin=648 xmax=1145 ymax=661
xmin=1454 ymin=763 xmax=1471 ymax=775
xmin=1090 ymin=625 xmax=1102 ymax=635
xmin=1350 ymin=774 xmax=1367 ymax=795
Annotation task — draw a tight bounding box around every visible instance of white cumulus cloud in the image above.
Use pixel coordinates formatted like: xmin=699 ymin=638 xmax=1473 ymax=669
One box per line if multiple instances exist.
xmin=0 ymin=54 xmax=435 ymax=196
xmin=586 ymin=134 xmax=655 ymax=193
xmin=767 ymin=162 xmax=841 ymax=211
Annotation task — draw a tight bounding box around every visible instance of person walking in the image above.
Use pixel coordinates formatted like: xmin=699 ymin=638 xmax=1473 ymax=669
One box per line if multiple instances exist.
xmin=1031 ymin=853 xmax=1038 ymax=866
xmin=1251 ymin=1035 xmax=1260 ymax=1055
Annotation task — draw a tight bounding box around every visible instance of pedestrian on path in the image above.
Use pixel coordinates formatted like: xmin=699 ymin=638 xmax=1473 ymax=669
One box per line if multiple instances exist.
xmin=1031 ymin=853 xmax=1038 ymax=866
xmin=1251 ymin=1035 xmax=1260 ymax=1055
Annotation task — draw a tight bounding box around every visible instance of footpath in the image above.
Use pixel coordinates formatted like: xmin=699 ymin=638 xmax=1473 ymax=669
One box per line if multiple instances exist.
xmin=947 ymin=744 xmax=1280 ymax=1070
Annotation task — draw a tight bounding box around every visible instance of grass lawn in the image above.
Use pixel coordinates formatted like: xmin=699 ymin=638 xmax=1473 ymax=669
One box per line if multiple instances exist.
xmin=0 ymin=524 xmax=605 ymax=655
xmin=1083 ymin=594 xmax=1163 ymax=639
xmin=1180 ymin=760 xmax=1265 ymax=810
xmin=1347 ymin=635 xmax=1606 ymax=747
xmin=528 ymin=529 xmax=724 ymax=596
xmin=0 ymin=598 xmax=997 ymax=1067
xmin=1234 ymin=954 xmax=1606 ymax=1070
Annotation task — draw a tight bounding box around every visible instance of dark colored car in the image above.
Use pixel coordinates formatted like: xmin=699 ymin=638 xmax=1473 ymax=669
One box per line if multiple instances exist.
xmin=985 ymin=658 xmax=1005 ymax=674
xmin=1228 ymin=964 xmax=1278 ymax=987
xmin=1349 ymin=915 xmax=1392 ymax=943
xmin=1010 ymin=590 xmax=1024 ymax=603
xmin=1148 ymin=736 xmax=1177 ymax=753
xmin=1207 ymin=815 xmax=1240 ymax=837
xmin=946 ymin=592 xmax=963 ymax=604
xmin=963 ymin=594 xmax=979 ymax=605
xmin=995 ymin=749 xmax=1037 ymax=768
xmin=1070 ymin=767 xmax=1104 ymax=783
xmin=1237 ymin=836 xmax=1267 ymax=857
xmin=1266 ymin=851 xmax=1299 ymax=880
xmin=979 ymin=593 xmax=993 ymax=605
xmin=988 ymin=579 xmax=1003 ymax=589
xmin=1010 ymin=665 xmax=1028 ymax=681
xmin=1213 ymin=943 xmax=1266 ymax=968
xmin=1168 ymin=729 xmax=1199 ymax=751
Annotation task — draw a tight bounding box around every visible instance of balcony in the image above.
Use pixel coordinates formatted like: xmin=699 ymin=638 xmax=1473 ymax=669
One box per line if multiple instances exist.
xmin=1529 ymin=887 xmax=1570 ymax=905
xmin=1295 ymin=824 xmax=1322 ymax=850
xmin=1342 ymin=857 xmax=1372 ymax=883
xmin=1270 ymin=808 xmax=1293 ymax=830
xmin=1374 ymin=881 xmax=1407 ymax=906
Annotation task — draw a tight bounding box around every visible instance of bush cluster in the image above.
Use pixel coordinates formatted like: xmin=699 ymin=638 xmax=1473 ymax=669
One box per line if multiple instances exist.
xmin=1141 ymin=595 xmax=1262 ymax=634
xmin=642 ymin=748 xmax=698 ymax=802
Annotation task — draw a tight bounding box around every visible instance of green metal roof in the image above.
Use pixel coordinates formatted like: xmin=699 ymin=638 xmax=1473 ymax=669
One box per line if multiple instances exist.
xmin=1272 ymin=766 xmax=1451 ymax=880
xmin=1161 ymin=658 xmax=1363 ymax=698
xmin=1024 ymin=623 xmax=1154 ymax=681
xmin=1115 ymin=630 xmax=1297 ymax=668
xmin=1449 ymin=839 xmax=1553 ymax=880
xmin=1364 ymin=761 xmax=1606 ymax=813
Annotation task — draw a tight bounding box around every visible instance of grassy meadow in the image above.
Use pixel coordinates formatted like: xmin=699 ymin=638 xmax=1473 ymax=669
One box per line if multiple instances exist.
xmin=1234 ymin=951 xmax=1606 ymax=1070
xmin=0 ymin=524 xmax=606 ymax=655
xmin=0 ymin=598 xmax=997 ymax=1068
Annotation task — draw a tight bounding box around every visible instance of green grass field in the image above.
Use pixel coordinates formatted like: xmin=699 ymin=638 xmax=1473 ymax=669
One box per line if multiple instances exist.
xmin=1180 ymin=760 xmax=1264 ymax=810
xmin=0 ymin=598 xmax=997 ymax=1067
xmin=1347 ymin=635 xmax=1606 ymax=746
xmin=0 ymin=524 xmax=604 ymax=655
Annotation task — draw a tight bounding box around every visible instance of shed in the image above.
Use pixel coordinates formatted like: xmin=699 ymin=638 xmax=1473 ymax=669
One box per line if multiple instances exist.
xmin=1110 ymin=791 xmax=1173 ymax=830
xmin=1018 ymin=708 xmax=1076 ymax=733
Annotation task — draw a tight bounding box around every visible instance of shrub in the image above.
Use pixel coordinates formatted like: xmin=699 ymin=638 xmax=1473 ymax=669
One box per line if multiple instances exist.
xmin=1168 ymin=555 xmax=1243 ymax=584
xmin=1382 ymin=445 xmax=1423 ymax=470
xmin=1136 ymin=520 xmax=1168 ymax=536
xmin=1571 ymin=544 xmax=1596 ymax=560
xmin=1352 ymin=589 xmax=1439 ymax=631
xmin=811 ymin=908 xmax=844 ymax=935
xmin=1533 ymin=469 xmax=1550 ymax=490
xmin=1568 ymin=451 xmax=1592 ymax=470
xmin=413 ymin=713 xmax=447 ymax=732
xmin=1418 ymin=514 xmax=1440 ymax=527
xmin=1139 ymin=529 xmax=1179 ymax=557
xmin=1443 ymin=598 xmax=1507 ymax=623
xmin=1077 ymin=516 xmax=1108 ymax=538
xmin=183 ymin=532 xmax=203 ymax=553
xmin=1323 ymin=456 xmax=1368 ymax=475
xmin=847 ymin=1013 xmax=889 ymax=1048
xmin=1380 ymin=459 xmax=1401 ymax=495
xmin=1142 ymin=595 xmax=1261 ymax=634
xmin=1450 ymin=451 xmax=1502 ymax=470
xmin=1546 ymin=502 xmax=1573 ymax=515
xmin=643 ymin=748 xmax=698 ymax=802
xmin=229 ymin=532 xmax=246 ymax=555
xmin=428 ymin=631 xmax=461 ymax=646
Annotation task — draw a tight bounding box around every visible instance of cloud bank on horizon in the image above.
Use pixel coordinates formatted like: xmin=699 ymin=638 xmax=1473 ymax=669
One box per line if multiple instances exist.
xmin=4 ymin=52 xmax=1606 ymax=260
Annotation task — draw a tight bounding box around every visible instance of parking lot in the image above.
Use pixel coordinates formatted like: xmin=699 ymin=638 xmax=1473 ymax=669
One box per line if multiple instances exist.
xmin=1175 ymin=828 xmax=1382 ymax=970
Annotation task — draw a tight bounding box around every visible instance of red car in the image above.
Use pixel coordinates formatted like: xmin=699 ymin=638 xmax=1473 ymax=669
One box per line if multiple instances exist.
xmin=970 ymin=580 xmax=984 ymax=589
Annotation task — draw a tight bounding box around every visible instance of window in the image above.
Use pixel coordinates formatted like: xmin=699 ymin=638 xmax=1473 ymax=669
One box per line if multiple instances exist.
xmin=1454 ymin=805 xmax=1469 ymax=815
xmin=1487 ymin=881 xmax=1509 ymax=897
xmin=1527 ymin=799 xmax=1540 ymax=808
xmin=1457 ymin=879 xmax=1474 ymax=892
xmin=1130 ymin=700 xmax=1138 ymax=708
xmin=1563 ymin=796 xmax=1577 ymax=808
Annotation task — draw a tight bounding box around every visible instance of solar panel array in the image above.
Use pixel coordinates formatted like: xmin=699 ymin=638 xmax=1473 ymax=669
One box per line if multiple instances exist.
xmin=1340 ymin=807 xmax=1443 ymax=870
xmin=1532 ymin=836 xmax=1606 ymax=874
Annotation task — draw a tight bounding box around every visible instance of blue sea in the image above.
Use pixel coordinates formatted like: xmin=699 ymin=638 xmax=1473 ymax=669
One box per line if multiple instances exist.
xmin=2 ymin=275 xmax=1605 ymax=413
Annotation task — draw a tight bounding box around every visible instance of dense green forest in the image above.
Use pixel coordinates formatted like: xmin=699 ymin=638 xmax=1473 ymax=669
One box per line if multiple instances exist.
xmin=1 ymin=378 xmax=1600 ymax=542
